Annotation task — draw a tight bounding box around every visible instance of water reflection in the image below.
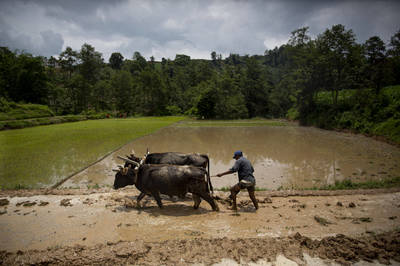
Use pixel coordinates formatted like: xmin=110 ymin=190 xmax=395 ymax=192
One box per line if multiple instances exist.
xmin=62 ymin=126 xmax=400 ymax=189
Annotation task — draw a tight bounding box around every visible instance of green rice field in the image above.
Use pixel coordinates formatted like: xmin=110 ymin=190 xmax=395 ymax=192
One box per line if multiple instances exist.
xmin=0 ymin=117 xmax=184 ymax=189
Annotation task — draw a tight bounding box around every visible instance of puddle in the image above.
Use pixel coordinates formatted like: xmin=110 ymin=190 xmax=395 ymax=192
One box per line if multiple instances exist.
xmin=62 ymin=125 xmax=400 ymax=189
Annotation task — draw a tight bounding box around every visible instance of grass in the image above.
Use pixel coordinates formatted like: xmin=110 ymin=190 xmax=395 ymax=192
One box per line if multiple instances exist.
xmin=176 ymin=118 xmax=289 ymax=127
xmin=0 ymin=116 xmax=184 ymax=189
xmin=305 ymin=177 xmax=400 ymax=190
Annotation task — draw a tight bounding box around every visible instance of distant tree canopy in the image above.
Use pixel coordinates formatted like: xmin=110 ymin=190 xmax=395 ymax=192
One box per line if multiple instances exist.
xmin=1 ymin=24 xmax=400 ymax=123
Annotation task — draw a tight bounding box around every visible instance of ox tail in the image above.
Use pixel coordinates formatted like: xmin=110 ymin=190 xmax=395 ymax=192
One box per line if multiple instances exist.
xmin=202 ymin=154 xmax=213 ymax=195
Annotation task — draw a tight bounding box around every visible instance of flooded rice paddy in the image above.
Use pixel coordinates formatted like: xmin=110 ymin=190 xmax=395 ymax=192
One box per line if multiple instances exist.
xmin=62 ymin=125 xmax=400 ymax=190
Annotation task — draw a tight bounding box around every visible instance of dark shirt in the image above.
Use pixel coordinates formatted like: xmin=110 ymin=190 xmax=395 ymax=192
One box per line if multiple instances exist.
xmin=230 ymin=157 xmax=255 ymax=183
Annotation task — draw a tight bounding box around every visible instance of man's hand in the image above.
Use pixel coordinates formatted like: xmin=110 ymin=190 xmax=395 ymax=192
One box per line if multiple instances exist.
xmin=217 ymin=173 xmax=223 ymax=177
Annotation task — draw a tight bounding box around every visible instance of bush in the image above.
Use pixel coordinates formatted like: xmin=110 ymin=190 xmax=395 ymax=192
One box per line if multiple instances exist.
xmin=298 ymin=86 xmax=400 ymax=144
xmin=0 ymin=99 xmax=54 ymax=121
xmin=373 ymin=118 xmax=400 ymax=143
xmin=166 ymin=105 xmax=182 ymax=115
xmin=286 ymin=107 xmax=299 ymax=120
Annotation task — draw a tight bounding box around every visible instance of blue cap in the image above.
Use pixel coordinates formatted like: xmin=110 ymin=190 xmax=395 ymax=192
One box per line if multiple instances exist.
xmin=233 ymin=150 xmax=242 ymax=158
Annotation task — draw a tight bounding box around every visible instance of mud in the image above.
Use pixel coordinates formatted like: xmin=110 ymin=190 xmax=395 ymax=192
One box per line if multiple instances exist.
xmin=0 ymin=231 xmax=399 ymax=265
xmin=1 ymin=189 xmax=400 ymax=265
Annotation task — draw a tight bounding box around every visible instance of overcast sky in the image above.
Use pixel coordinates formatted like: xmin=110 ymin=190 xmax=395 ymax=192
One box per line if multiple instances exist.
xmin=0 ymin=0 xmax=399 ymax=61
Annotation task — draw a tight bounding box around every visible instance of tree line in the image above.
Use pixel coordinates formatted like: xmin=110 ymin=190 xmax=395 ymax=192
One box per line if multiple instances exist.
xmin=0 ymin=24 xmax=399 ymax=125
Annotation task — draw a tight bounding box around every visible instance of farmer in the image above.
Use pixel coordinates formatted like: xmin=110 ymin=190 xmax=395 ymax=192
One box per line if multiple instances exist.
xmin=216 ymin=151 xmax=258 ymax=211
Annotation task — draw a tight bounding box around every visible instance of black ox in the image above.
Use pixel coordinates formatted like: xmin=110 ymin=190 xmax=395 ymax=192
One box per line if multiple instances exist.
xmin=113 ymin=163 xmax=219 ymax=211
xmin=127 ymin=151 xmax=213 ymax=193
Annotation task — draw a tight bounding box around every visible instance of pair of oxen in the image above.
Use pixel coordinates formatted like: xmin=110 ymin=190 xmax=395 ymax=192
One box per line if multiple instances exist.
xmin=113 ymin=151 xmax=219 ymax=211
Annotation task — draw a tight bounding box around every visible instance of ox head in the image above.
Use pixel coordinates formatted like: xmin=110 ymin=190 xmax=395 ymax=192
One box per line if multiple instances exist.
xmin=113 ymin=155 xmax=140 ymax=189
xmin=113 ymin=165 xmax=139 ymax=189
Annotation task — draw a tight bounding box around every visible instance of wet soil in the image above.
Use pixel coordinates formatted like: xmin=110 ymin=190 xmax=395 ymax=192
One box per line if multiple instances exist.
xmin=1 ymin=189 xmax=400 ymax=265
xmin=1 ymin=231 xmax=399 ymax=265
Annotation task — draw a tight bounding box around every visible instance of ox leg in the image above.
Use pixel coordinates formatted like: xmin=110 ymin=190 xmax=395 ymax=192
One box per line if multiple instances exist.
xmin=192 ymin=194 xmax=201 ymax=209
xmin=198 ymin=192 xmax=219 ymax=211
xmin=136 ymin=192 xmax=146 ymax=208
xmin=151 ymin=191 xmax=163 ymax=208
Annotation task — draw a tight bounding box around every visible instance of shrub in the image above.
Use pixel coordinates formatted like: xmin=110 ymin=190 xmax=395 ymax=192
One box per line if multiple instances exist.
xmin=286 ymin=107 xmax=299 ymax=120
xmin=166 ymin=105 xmax=182 ymax=115
xmin=373 ymin=118 xmax=400 ymax=143
xmin=0 ymin=99 xmax=54 ymax=121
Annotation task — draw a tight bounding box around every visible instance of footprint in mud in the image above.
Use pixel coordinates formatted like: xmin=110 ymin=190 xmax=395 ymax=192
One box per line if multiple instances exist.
xmin=185 ymin=230 xmax=203 ymax=236
xmin=39 ymin=201 xmax=49 ymax=206
xmin=16 ymin=201 xmax=36 ymax=207
xmin=0 ymin=198 xmax=9 ymax=206
xmin=348 ymin=202 xmax=356 ymax=208
xmin=60 ymin=199 xmax=72 ymax=207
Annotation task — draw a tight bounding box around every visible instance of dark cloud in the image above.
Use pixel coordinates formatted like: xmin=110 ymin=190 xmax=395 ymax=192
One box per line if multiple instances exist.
xmin=0 ymin=16 xmax=64 ymax=56
xmin=0 ymin=0 xmax=399 ymax=60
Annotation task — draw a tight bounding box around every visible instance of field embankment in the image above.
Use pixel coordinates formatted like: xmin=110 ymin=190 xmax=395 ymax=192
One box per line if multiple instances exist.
xmin=0 ymin=117 xmax=184 ymax=189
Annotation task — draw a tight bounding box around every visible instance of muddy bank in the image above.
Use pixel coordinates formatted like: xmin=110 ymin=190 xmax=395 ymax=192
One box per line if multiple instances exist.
xmin=1 ymin=231 xmax=399 ymax=265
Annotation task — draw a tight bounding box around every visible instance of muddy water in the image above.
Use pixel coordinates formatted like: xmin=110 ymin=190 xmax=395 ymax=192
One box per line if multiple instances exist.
xmin=62 ymin=125 xmax=400 ymax=189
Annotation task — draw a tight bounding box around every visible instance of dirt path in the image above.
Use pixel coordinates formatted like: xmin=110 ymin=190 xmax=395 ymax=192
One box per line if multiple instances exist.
xmin=1 ymin=189 xmax=400 ymax=265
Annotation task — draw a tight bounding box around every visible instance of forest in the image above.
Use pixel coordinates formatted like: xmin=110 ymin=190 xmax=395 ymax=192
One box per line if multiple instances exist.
xmin=1 ymin=24 xmax=399 ymax=141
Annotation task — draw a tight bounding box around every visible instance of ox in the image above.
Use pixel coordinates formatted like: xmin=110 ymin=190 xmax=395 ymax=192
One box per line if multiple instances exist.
xmin=113 ymin=162 xmax=219 ymax=211
xmin=126 ymin=151 xmax=213 ymax=193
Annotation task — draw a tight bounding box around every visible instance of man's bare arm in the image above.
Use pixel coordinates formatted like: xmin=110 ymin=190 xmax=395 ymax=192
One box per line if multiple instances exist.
xmin=216 ymin=170 xmax=234 ymax=177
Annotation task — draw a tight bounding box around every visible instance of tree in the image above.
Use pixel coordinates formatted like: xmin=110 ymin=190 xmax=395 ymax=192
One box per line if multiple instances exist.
xmin=59 ymin=47 xmax=78 ymax=80
xmin=289 ymin=27 xmax=311 ymax=47
xmin=133 ymin=51 xmax=147 ymax=70
xmin=9 ymin=54 xmax=48 ymax=104
xmin=0 ymin=47 xmax=16 ymax=99
xmin=174 ymin=54 xmax=191 ymax=66
xmin=241 ymin=56 xmax=269 ymax=117
xmin=387 ymin=29 xmax=400 ymax=84
xmin=135 ymin=68 xmax=166 ymax=115
xmin=112 ymin=70 xmax=134 ymax=114
xmin=78 ymin=43 xmax=103 ymax=83
xmin=149 ymin=56 xmax=155 ymax=69
xmin=197 ymin=85 xmax=217 ymax=119
xmin=364 ymin=36 xmax=386 ymax=93
xmin=317 ymin=24 xmax=357 ymax=105
xmin=109 ymin=52 xmax=124 ymax=70
xmin=388 ymin=29 xmax=400 ymax=57
xmin=211 ymin=51 xmax=217 ymax=62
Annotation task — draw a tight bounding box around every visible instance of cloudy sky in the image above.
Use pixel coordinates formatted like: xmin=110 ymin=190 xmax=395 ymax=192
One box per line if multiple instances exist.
xmin=0 ymin=0 xmax=399 ymax=61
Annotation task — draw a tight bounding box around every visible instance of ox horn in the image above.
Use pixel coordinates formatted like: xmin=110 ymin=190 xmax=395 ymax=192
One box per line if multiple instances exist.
xmin=117 ymin=155 xmax=140 ymax=167
xmin=146 ymin=148 xmax=149 ymax=155
xmin=112 ymin=169 xmax=120 ymax=172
